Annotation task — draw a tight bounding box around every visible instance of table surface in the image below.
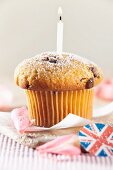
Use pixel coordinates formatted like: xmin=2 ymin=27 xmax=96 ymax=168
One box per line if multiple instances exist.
xmin=0 ymin=109 xmax=113 ymax=170
xmin=0 ymin=134 xmax=113 ymax=170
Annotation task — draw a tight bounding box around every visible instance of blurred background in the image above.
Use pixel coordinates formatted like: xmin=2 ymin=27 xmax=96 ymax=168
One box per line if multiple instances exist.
xmin=0 ymin=0 xmax=113 ymax=109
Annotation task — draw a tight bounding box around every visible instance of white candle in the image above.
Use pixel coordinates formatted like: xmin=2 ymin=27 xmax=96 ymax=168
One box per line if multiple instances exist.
xmin=57 ymin=7 xmax=63 ymax=54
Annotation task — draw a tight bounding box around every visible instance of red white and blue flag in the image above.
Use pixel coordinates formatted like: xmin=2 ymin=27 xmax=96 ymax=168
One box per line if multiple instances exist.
xmin=79 ymin=123 xmax=113 ymax=157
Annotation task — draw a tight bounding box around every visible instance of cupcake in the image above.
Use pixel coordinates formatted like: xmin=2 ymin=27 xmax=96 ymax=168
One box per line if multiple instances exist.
xmin=14 ymin=52 xmax=103 ymax=127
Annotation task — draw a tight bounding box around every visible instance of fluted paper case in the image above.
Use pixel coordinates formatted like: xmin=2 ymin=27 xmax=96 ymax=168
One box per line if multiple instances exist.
xmin=26 ymin=89 xmax=94 ymax=127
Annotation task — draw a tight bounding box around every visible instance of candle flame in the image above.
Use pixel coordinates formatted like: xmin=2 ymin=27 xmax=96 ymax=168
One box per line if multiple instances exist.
xmin=58 ymin=7 xmax=62 ymax=20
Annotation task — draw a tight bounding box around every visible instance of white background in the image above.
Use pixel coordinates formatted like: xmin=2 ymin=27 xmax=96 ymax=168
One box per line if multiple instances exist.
xmin=0 ymin=0 xmax=113 ymax=81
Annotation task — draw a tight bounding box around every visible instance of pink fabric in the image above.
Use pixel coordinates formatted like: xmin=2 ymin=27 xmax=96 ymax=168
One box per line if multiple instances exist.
xmin=11 ymin=107 xmax=31 ymax=133
xmin=36 ymin=134 xmax=81 ymax=156
xmin=95 ymin=79 xmax=113 ymax=101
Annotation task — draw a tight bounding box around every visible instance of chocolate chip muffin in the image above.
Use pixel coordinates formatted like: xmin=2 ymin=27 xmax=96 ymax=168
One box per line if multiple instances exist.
xmin=15 ymin=52 xmax=103 ymax=127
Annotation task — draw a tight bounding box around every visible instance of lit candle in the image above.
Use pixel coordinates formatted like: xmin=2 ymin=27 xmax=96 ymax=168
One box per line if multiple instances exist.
xmin=57 ymin=7 xmax=63 ymax=54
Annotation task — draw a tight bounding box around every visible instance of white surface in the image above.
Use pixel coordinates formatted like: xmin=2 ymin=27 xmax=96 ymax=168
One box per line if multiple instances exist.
xmin=93 ymin=102 xmax=113 ymax=118
xmin=0 ymin=106 xmax=113 ymax=169
xmin=0 ymin=0 xmax=113 ymax=78
xmin=0 ymin=134 xmax=113 ymax=170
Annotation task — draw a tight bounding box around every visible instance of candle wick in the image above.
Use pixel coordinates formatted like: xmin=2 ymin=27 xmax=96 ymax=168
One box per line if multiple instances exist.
xmin=58 ymin=6 xmax=62 ymax=21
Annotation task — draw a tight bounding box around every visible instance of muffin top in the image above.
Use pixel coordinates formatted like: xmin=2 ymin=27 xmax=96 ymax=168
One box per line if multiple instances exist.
xmin=15 ymin=52 xmax=103 ymax=91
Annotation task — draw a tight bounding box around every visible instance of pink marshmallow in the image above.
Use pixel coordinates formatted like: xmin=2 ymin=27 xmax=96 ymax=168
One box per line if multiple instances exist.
xmin=36 ymin=134 xmax=81 ymax=156
xmin=95 ymin=79 xmax=113 ymax=101
xmin=11 ymin=107 xmax=30 ymax=133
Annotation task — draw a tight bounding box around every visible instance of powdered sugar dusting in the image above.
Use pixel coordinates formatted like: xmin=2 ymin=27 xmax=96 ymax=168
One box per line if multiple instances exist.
xmin=20 ymin=51 xmax=95 ymax=69
xmin=15 ymin=51 xmax=102 ymax=90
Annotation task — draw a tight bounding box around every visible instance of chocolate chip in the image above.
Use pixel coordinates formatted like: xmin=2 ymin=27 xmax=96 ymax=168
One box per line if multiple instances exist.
xmin=85 ymin=78 xmax=94 ymax=89
xmin=25 ymin=80 xmax=30 ymax=89
xmin=42 ymin=55 xmax=57 ymax=63
xmin=26 ymin=84 xmax=30 ymax=89
xmin=49 ymin=57 xmax=57 ymax=63
xmin=89 ymin=67 xmax=99 ymax=78
xmin=42 ymin=56 xmax=49 ymax=61
xmin=49 ymin=60 xmax=57 ymax=63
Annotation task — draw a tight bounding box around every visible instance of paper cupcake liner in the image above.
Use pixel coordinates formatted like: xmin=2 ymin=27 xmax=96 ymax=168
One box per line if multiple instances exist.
xmin=25 ymin=89 xmax=94 ymax=127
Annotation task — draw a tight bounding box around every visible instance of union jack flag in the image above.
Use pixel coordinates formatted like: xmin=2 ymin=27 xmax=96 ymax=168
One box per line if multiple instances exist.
xmin=78 ymin=123 xmax=113 ymax=157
